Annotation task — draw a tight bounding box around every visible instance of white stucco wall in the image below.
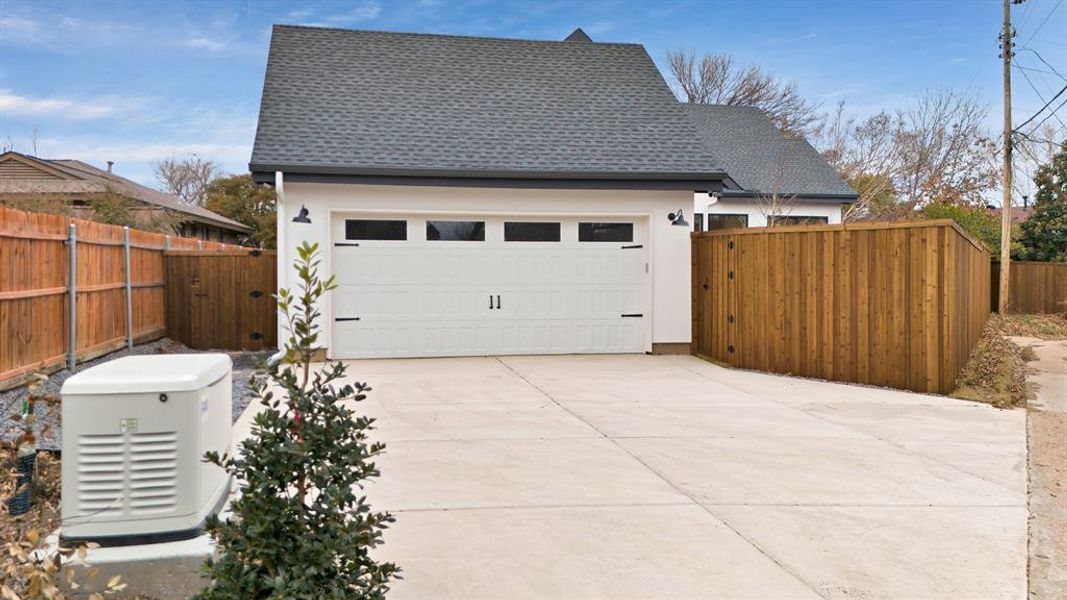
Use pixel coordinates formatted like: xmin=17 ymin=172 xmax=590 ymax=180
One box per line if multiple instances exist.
xmin=278 ymin=181 xmax=696 ymax=354
xmin=692 ymin=193 xmax=844 ymax=228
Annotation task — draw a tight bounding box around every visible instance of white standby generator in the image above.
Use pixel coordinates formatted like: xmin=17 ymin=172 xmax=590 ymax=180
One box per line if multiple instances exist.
xmin=60 ymin=354 xmax=233 ymax=546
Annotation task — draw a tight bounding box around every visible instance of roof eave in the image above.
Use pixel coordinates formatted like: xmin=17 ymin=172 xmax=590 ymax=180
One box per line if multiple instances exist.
xmin=249 ymin=162 xmax=727 ymax=181
xmin=718 ymin=189 xmax=860 ymax=204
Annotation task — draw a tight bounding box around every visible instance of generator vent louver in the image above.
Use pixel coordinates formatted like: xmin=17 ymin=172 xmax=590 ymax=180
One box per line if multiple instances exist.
xmin=129 ymin=432 xmax=179 ymax=513
xmin=76 ymin=431 xmax=178 ymax=516
xmin=76 ymin=434 xmax=125 ymax=515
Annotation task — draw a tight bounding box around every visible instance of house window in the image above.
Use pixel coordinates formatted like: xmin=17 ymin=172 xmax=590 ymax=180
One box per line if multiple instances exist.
xmin=694 ymin=213 xmax=704 ymax=232
xmin=345 ymin=219 xmax=407 ymax=240
xmin=578 ymin=222 xmax=633 ymax=242
xmin=705 ymin=214 xmax=749 ymax=230
xmin=427 ymin=220 xmax=485 ymax=241
xmin=504 ymin=222 xmax=560 ymax=242
xmin=768 ymin=215 xmax=829 ymax=226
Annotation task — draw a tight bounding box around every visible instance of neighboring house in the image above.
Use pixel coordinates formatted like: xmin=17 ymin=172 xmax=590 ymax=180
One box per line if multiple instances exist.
xmin=0 ymin=151 xmax=251 ymax=243
xmin=249 ymin=25 xmax=853 ymax=360
xmin=684 ymin=104 xmax=858 ymax=230
xmin=990 ymin=205 xmax=1033 ymax=225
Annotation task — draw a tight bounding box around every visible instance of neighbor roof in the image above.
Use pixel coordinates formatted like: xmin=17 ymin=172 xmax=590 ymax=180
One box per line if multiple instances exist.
xmin=0 ymin=152 xmax=251 ymax=232
xmin=250 ymin=26 xmax=725 ymax=184
xmin=684 ymin=104 xmax=857 ymax=200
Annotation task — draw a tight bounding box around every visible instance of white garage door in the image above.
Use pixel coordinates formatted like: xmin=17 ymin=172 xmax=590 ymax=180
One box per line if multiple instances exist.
xmin=330 ymin=215 xmax=647 ymax=358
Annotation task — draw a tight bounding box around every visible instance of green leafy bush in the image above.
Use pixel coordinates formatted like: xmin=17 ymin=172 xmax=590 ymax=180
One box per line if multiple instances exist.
xmin=195 ymin=242 xmax=399 ymax=599
xmin=1017 ymin=142 xmax=1067 ymax=262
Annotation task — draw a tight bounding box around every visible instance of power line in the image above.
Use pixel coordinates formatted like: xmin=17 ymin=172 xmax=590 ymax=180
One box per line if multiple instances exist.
xmin=1013 ymin=59 xmax=1067 ymax=128
xmin=1013 ymin=83 xmax=1067 ymax=132
xmin=1027 ymin=93 xmax=1067 ymax=132
xmin=1017 ymin=46 xmax=1067 ymax=82
xmin=1022 ymin=0 xmax=1064 ymax=45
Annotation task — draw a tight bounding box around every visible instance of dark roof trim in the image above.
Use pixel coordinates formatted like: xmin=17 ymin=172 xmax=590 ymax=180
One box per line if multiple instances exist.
xmin=250 ymin=163 xmax=727 ymax=182
xmin=256 ymin=171 xmax=725 ymax=192
xmin=718 ymin=189 xmax=859 ymax=203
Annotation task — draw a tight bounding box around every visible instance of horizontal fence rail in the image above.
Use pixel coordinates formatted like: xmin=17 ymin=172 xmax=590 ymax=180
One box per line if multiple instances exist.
xmin=991 ymin=261 xmax=1067 ymax=314
xmin=692 ymin=220 xmax=991 ymax=395
xmin=0 ymin=206 xmax=241 ymax=390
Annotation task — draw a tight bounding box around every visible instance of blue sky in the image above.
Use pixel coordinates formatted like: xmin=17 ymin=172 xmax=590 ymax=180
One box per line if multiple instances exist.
xmin=1 ymin=0 xmax=1065 ymax=189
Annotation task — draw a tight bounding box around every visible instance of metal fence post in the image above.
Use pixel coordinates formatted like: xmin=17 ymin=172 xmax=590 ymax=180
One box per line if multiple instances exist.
xmin=164 ymin=235 xmax=171 ymax=251
xmin=123 ymin=226 xmax=133 ymax=350
xmin=67 ymin=223 xmax=77 ymax=371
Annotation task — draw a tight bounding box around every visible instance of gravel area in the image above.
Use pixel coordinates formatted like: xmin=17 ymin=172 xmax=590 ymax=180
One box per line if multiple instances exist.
xmin=0 ymin=338 xmax=271 ymax=451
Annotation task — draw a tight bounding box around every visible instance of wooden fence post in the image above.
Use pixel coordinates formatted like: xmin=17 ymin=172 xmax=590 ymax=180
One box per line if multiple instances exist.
xmin=123 ymin=226 xmax=133 ymax=350
xmin=67 ymin=223 xmax=77 ymax=371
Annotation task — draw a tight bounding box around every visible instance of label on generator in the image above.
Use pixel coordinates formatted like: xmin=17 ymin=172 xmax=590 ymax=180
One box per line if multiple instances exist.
xmin=119 ymin=418 xmax=139 ymax=433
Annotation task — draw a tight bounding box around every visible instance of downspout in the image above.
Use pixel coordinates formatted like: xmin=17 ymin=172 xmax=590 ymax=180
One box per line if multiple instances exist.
xmin=267 ymin=170 xmax=287 ymax=366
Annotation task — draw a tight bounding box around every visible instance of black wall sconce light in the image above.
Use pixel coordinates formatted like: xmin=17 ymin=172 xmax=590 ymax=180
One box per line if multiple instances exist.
xmin=292 ymin=205 xmax=311 ymax=223
xmin=668 ymin=209 xmax=689 ymax=227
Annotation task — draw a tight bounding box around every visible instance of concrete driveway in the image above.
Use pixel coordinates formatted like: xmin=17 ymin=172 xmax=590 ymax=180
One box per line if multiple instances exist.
xmin=326 ymin=355 xmax=1027 ymax=598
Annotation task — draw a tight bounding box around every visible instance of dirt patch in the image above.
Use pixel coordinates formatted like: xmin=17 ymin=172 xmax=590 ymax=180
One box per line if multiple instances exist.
xmin=998 ymin=313 xmax=1067 ymax=340
xmin=1022 ymin=338 xmax=1067 ymax=599
xmin=952 ymin=315 xmax=1037 ymax=408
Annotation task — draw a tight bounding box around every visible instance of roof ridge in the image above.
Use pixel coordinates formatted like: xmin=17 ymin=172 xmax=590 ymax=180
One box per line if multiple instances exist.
xmin=272 ymin=24 xmax=643 ymax=47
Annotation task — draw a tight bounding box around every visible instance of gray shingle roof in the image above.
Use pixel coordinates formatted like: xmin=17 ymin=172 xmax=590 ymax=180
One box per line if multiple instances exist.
xmin=684 ymin=104 xmax=857 ymax=199
xmin=0 ymin=152 xmax=251 ymax=232
xmin=250 ymin=26 xmax=724 ymax=181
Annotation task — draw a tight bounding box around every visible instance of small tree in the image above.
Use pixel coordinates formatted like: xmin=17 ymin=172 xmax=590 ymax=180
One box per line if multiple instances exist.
xmin=153 ymin=155 xmax=221 ymax=206
xmin=195 ymin=242 xmax=399 ymax=599
xmin=1017 ymin=142 xmax=1067 ymax=262
xmin=204 ymin=174 xmax=277 ymax=248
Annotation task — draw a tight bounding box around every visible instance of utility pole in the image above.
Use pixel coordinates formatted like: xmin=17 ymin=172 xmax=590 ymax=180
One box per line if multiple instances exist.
xmin=998 ymin=0 xmax=1017 ymax=313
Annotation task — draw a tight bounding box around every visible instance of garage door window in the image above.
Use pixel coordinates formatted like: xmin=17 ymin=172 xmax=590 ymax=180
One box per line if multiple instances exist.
xmin=504 ymin=222 xmax=560 ymax=242
xmin=345 ymin=219 xmax=407 ymax=240
xmin=426 ymin=220 xmax=485 ymax=241
xmin=578 ymin=222 xmax=633 ymax=242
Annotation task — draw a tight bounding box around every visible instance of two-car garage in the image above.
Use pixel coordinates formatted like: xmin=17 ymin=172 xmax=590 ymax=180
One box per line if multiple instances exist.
xmin=329 ymin=214 xmax=649 ymax=359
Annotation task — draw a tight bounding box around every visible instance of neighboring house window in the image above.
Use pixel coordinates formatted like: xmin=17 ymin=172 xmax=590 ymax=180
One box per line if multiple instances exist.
xmin=705 ymin=214 xmax=749 ymax=230
xmin=578 ymin=222 xmax=633 ymax=242
xmin=694 ymin=213 xmax=704 ymax=232
xmin=426 ymin=220 xmax=485 ymax=241
xmin=345 ymin=219 xmax=407 ymax=240
xmin=769 ymin=215 xmax=829 ymax=226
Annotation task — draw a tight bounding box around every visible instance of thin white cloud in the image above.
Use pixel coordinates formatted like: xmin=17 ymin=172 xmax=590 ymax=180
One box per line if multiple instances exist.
xmin=325 ymin=1 xmax=381 ymax=24
xmin=0 ymin=88 xmax=143 ymax=120
xmin=186 ymin=36 xmax=226 ymax=51
xmin=0 ymin=15 xmax=39 ymax=42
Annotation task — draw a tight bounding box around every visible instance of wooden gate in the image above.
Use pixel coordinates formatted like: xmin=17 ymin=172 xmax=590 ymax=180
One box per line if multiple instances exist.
xmin=164 ymin=250 xmax=277 ymax=351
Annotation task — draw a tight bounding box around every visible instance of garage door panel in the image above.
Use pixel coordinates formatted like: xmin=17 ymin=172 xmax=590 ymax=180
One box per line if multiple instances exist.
xmin=330 ymin=215 xmax=647 ymax=359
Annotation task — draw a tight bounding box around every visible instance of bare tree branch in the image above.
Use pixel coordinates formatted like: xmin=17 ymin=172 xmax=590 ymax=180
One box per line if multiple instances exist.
xmin=153 ymin=155 xmax=222 ymax=206
xmin=667 ymin=49 xmax=821 ymax=137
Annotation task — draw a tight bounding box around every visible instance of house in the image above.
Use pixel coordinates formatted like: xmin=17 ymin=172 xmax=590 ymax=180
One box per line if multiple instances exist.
xmin=990 ymin=205 xmax=1033 ymax=225
xmin=0 ymin=151 xmax=252 ymax=243
xmin=685 ymin=104 xmax=858 ymax=230
xmin=250 ymin=25 xmax=854 ymax=360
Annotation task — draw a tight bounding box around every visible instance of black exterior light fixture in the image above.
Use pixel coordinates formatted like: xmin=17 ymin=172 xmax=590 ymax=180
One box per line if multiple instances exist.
xmin=292 ymin=205 xmax=311 ymax=223
xmin=668 ymin=209 xmax=689 ymax=227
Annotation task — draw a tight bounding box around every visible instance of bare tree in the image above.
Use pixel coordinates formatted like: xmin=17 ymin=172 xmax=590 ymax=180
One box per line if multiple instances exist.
xmin=893 ymin=90 xmax=996 ymax=208
xmin=811 ymin=90 xmax=997 ymax=220
xmin=754 ymin=153 xmax=797 ymax=224
xmin=153 ymin=155 xmax=222 ymax=206
xmin=667 ymin=49 xmax=820 ymax=138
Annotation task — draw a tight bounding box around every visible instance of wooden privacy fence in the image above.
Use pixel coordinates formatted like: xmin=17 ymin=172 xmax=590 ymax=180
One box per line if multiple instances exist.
xmin=0 ymin=206 xmax=238 ymax=390
xmin=991 ymin=261 xmax=1067 ymax=314
xmin=692 ymin=220 xmax=991 ymax=395
xmin=164 ymin=251 xmax=277 ymax=351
